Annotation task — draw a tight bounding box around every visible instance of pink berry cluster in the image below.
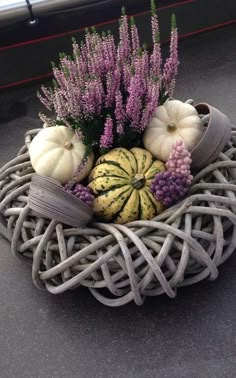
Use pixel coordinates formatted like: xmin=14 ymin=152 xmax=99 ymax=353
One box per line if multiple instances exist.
xmin=151 ymin=140 xmax=193 ymax=207
xmin=166 ymin=140 xmax=192 ymax=177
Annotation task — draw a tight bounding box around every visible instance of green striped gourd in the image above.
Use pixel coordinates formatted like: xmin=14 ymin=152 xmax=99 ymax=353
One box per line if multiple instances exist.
xmin=88 ymin=147 xmax=166 ymax=224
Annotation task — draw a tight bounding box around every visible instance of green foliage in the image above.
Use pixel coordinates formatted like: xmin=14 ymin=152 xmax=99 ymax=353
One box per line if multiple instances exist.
xmin=52 ymin=79 xmax=58 ymax=89
xmin=171 ymin=14 xmax=177 ymax=29
xmin=151 ymin=0 xmax=157 ymax=16
xmin=155 ymin=31 xmax=160 ymax=44
xmin=130 ymin=16 xmax=135 ymax=26
xmin=121 ymin=6 xmax=126 ymax=16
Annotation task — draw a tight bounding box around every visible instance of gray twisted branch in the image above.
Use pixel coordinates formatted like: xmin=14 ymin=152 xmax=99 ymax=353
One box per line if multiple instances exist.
xmin=0 ymin=130 xmax=236 ymax=306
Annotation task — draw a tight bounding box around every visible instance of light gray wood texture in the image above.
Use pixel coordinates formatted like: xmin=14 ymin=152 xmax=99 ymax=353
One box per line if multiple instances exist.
xmin=1 ymin=126 xmax=236 ymax=306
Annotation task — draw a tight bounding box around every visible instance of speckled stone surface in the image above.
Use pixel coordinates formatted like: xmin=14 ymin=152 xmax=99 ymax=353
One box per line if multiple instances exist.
xmin=0 ymin=25 xmax=236 ymax=378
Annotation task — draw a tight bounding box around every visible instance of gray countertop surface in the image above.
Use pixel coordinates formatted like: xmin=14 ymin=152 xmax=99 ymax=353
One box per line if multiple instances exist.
xmin=0 ymin=25 xmax=236 ymax=378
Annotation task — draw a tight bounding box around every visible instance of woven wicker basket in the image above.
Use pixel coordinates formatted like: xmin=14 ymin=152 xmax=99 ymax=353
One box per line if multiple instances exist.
xmin=1 ymin=127 xmax=236 ymax=306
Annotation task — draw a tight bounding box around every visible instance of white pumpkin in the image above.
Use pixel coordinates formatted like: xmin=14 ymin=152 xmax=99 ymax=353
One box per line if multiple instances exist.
xmin=29 ymin=126 xmax=94 ymax=184
xmin=143 ymin=100 xmax=205 ymax=161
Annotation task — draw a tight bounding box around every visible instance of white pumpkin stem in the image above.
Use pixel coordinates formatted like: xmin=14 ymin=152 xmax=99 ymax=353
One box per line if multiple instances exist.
xmin=167 ymin=123 xmax=177 ymax=133
xmin=64 ymin=141 xmax=73 ymax=149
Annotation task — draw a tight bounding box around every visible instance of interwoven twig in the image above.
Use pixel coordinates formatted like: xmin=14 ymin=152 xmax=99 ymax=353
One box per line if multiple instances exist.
xmin=1 ymin=128 xmax=236 ymax=306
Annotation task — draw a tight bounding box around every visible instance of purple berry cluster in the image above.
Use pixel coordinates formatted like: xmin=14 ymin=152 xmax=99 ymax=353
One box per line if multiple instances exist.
xmin=151 ymin=140 xmax=193 ymax=207
xmin=65 ymin=184 xmax=95 ymax=207
xmin=151 ymin=171 xmax=192 ymax=207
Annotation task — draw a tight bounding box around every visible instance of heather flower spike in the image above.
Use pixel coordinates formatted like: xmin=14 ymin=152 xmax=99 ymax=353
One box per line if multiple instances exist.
xmin=150 ymin=0 xmax=161 ymax=77
xmin=38 ymin=1 xmax=179 ymax=153
xmin=130 ymin=16 xmax=140 ymax=53
xmin=162 ymin=13 xmax=179 ymax=97
xmin=100 ymin=116 xmax=114 ymax=150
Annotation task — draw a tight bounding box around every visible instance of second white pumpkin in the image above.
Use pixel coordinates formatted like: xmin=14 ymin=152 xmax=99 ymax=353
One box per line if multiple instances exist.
xmin=29 ymin=126 xmax=93 ymax=184
xmin=143 ymin=100 xmax=205 ymax=161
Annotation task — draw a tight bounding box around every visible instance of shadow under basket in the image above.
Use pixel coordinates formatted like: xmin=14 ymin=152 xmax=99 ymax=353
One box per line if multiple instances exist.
xmin=1 ymin=127 xmax=236 ymax=307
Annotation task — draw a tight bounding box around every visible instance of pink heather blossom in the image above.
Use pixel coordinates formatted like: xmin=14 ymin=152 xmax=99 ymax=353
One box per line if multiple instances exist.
xmin=82 ymin=81 xmax=96 ymax=116
xmin=90 ymin=30 xmax=101 ymax=51
xmin=117 ymin=122 xmax=124 ymax=134
xmin=117 ymin=12 xmax=130 ymax=64
xmin=85 ymin=30 xmax=93 ymax=54
xmin=60 ymin=56 xmax=76 ymax=83
xmin=115 ymin=90 xmax=125 ymax=123
xmin=73 ymin=43 xmax=87 ymax=80
xmin=37 ymin=88 xmax=53 ymax=111
xmin=105 ymin=67 xmax=120 ymax=108
xmin=67 ymin=87 xmax=81 ymax=118
xmin=122 ymin=63 xmax=132 ymax=90
xmin=41 ymin=85 xmax=53 ymax=103
xmin=82 ymin=77 xmax=104 ymax=117
xmin=126 ymin=52 xmax=150 ymax=130
xmin=150 ymin=13 xmax=162 ymax=78
xmin=52 ymin=67 xmax=69 ymax=91
xmin=126 ymin=73 xmax=142 ymax=129
xmin=151 ymin=9 xmax=159 ymax=46
xmin=79 ymin=42 xmax=88 ymax=73
xmin=100 ymin=117 xmax=113 ymax=149
xmin=102 ymin=33 xmax=116 ymax=73
xmin=38 ymin=5 xmax=179 ymax=151
xmin=140 ymin=78 xmax=160 ymax=131
xmin=93 ymin=77 xmax=104 ymax=114
xmin=130 ymin=18 xmax=140 ymax=53
xmin=139 ymin=50 xmax=149 ymax=95
xmin=162 ymin=25 xmax=179 ymax=96
xmin=39 ymin=112 xmax=56 ymax=126
xmin=53 ymin=90 xmax=68 ymax=119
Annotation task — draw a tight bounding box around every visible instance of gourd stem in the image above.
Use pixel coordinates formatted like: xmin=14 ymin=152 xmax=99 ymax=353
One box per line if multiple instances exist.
xmin=64 ymin=141 xmax=73 ymax=149
xmin=167 ymin=123 xmax=177 ymax=133
xmin=131 ymin=174 xmax=146 ymax=189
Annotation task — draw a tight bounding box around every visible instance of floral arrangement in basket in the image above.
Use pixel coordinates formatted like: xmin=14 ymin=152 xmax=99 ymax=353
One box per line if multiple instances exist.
xmin=28 ymin=0 xmax=231 ymax=227
xmin=0 ymin=0 xmax=235 ymax=307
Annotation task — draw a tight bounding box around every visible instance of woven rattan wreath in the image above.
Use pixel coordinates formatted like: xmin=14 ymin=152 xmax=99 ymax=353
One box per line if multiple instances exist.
xmin=0 ymin=128 xmax=236 ymax=306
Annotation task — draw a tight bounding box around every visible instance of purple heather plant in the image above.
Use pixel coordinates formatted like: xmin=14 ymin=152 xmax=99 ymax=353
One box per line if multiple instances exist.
xmin=100 ymin=116 xmax=114 ymax=149
xmin=162 ymin=14 xmax=179 ymax=98
xmin=38 ymin=0 xmax=179 ymax=155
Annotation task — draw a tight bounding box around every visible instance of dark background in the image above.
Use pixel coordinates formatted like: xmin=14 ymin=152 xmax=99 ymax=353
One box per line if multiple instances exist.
xmin=0 ymin=0 xmax=235 ymax=89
